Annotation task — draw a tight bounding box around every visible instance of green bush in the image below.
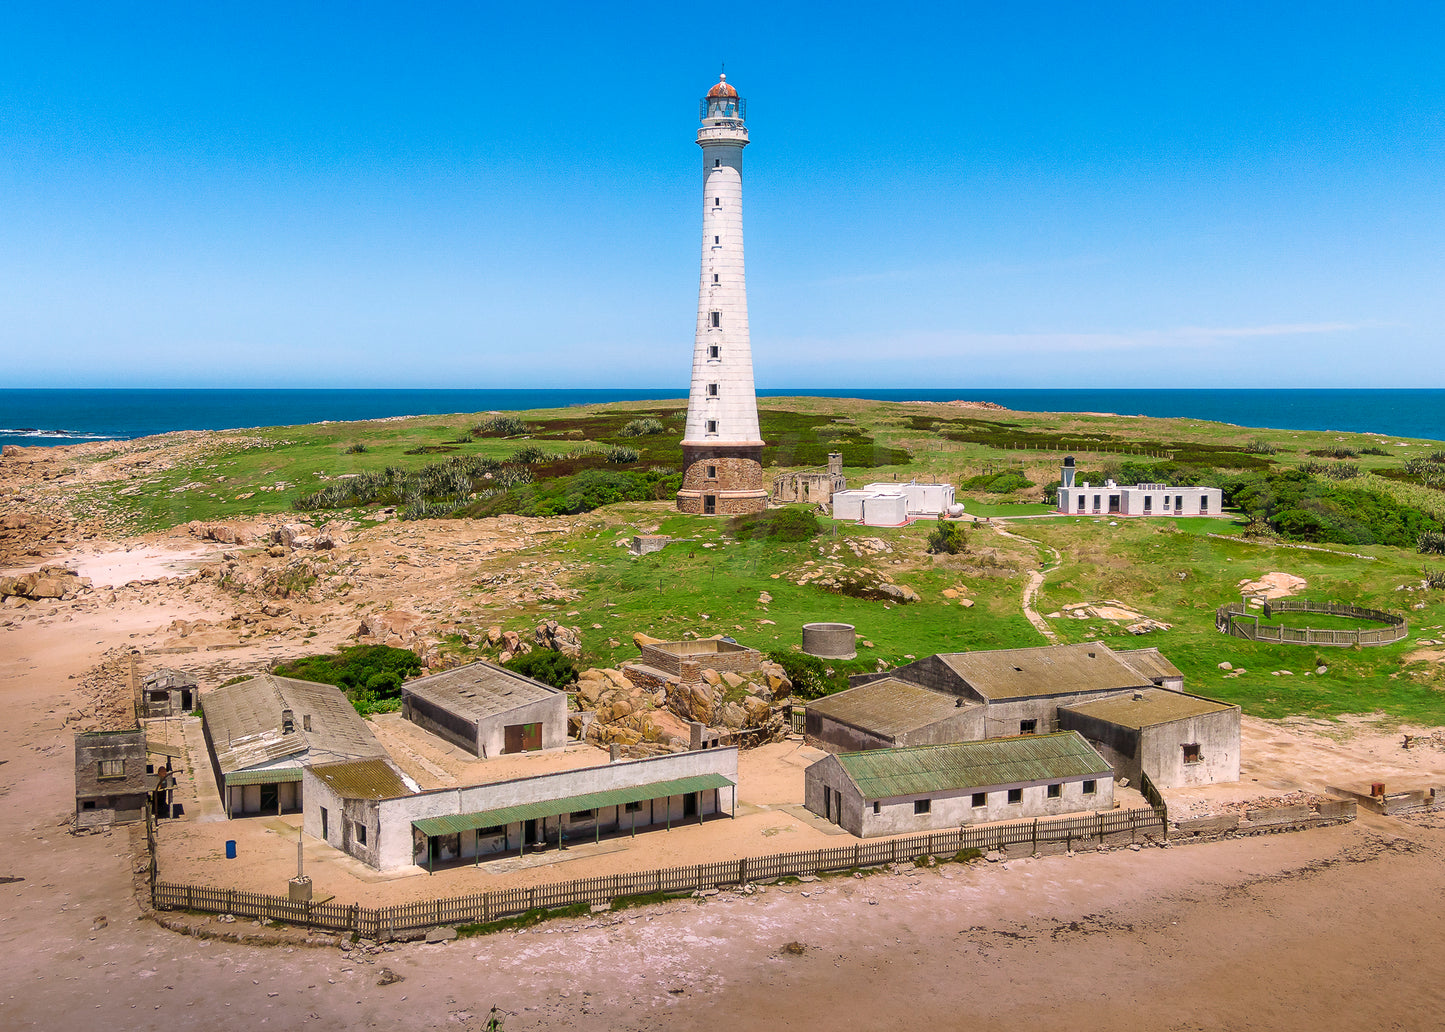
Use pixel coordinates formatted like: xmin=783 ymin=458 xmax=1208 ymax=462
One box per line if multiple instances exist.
xmin=503 ymin=650 xmax=578 ymax=689
xmin=926 ymin=516 xmax=967 ymax=554
xmin=511 ymin=445 xmax=547 ymax=464
xmin=618 ymin=418 xmax=666 ymax=437
xmin=605 ymin=445 xmax=641 ymax=463
xmin=729 ymin=508 xmax=821 ymax=543
xmin=272 ymin=644 xmax=422 ymax=715
xmin=1226 ymin=469 xmax=1443 ymax=547
xmin=472 ymin=415 xmax=530 ymax=437
xmin=461 ymin=468 xmax=682 ymax=518
xmin=962 ymin=471 xmax=1032 ymax=493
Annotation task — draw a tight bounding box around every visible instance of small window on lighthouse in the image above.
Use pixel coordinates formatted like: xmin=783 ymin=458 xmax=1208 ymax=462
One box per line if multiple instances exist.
xmin=708 ymin=345 xmax=720 ymax=359
xmin=707 ymin=383 xmax=719 ymax=396
xmin=712 ymin=273 xmax=719 ymax=283
xmin=714 ymin=197 xmax=720 ymax=207
xmin=714 ymin=158 xmax=721 ymax=167
xmin=706 ymin=420 xmax=718 ymax=434
xmin=714 ymin=235 xmax=720 ymax=244
xmin=710 ymin=311 xmax=721 ymax=328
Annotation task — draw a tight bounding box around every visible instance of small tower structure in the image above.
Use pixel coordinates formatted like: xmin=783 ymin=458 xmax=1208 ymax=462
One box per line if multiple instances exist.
xmin=677 ymin=73 xmax=768 ymax=516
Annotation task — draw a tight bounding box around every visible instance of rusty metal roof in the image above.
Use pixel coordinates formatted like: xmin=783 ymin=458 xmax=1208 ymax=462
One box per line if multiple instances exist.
xmin=938 ymin=643 xmax=1151 ymax=701
xmin=203 ymin=674 xmax=386 ymax=776
xmin=412 ymin=773 xmax=735 ymax=838
xmin=834 ymin=732 xmax=1111 ymax=800
xmin=401 ymin=660 xmax=562 ymax=724
xmin=1112 ymin=647 xmax=1184 ymax=684
xmin=1059 ymin=689 xmax=1237 ymax=730
xmin=307 ymin=758 xmax=412 ymax=800
xmin=806 ymin=678 xmax=973 ymax=739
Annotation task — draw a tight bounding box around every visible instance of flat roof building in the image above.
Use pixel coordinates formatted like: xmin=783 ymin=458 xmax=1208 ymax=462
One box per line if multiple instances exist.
xmin=804 ymin=677 xmax=982 ymax=753
xmin=400 ymin=660 xmax=568 ymax=758
xmin=1058 ymin=688 xmax=1240 ymax=789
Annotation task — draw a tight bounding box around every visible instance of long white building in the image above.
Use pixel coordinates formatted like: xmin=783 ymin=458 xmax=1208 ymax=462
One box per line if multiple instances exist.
xmin=677 ymin=73 xmax=768 ymax=516
xmin=1055 ymin=456 xmax=1222 ymax=517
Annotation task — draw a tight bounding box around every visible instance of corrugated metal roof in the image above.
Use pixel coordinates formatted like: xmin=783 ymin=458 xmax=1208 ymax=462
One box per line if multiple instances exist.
xmin=939 ymin=643 xmax=1151 ymax=701
xmin=412 ymin=773 xmax=735 ymax=837
xmin=401 ymin=660 xmax=562 ymax=724
xmin=308 ymin=758 xmax=411 ymax=800
xmin=1059 ymin=688 xmax=1236 ymax=730
xmin=224 ymin=767 xmax=303 ymax=787
xmin=807 ymin=678 xmax=972 ymax=739
xmin=834 ymin=732 xmax=1111 ymax=800
xmin=1112 ymin=648 xmax=1184 ymax=684
xmin=203 ymin=674 xmax=386 ymax=775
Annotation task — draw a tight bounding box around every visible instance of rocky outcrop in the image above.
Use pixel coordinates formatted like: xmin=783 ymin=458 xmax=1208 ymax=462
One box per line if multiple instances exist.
xmin=534 ymin=620 xmax=582 ymax=660
xmin=0 ymin=565 xmax=91 ymax=601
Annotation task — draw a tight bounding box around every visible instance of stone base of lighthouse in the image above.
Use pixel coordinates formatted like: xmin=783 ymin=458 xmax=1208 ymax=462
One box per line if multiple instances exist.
xmin=677 ymin=444 xmax=768 ymax=516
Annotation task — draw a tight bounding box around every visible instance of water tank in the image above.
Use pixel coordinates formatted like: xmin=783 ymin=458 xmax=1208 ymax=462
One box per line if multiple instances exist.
xmin=802 ymin=622 xmax=857 ymax=660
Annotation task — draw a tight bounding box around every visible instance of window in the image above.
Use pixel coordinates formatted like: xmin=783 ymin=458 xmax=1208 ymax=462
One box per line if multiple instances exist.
xmin=1082 ymin=780 xmax=1097 ymax=795
xmin=704 ymin=494 xmax=716 ymax=514
xmin=710 ymin=311 xmax=721 ymax=327
xmin=1093 ymin=494 xmax=1101 ymax=511
xmin=624 ymin=801 xmax=643 ymax=813
xmin=707 ymin=382 xmax=718 ymax=396
xmin=706 ymin=420 xmax=718 ymax=434
xmin=569 ymin=809 xmax=596 ymax=821
xmin=714 ymin=235 xmax=720 ymax=244
xmin=1183 ymin=744 xmax=1202 ymax=764
xmin=320 ymin=807 xmax=329 ymax=839
xmin=1143 ymin=496 xmax=1152 ymax=513
xmin=914 ymin=799 xmax=931 ymax=815
xmin=1076 ymin=496 xmax=1084 ymax=513
xmin=1007 ymin=788 xmax=1023 ymax=804
xmin=714 ymin=158 xmax=721 ymax=167
xmin=708 ymin=345 xmax=720 ymax=359
xmin=714 ymin=197 xmax=720 ymax=206
xmin=1175 ymin=495 xmax=1183 ymax=511
xmin=712 ymin=273 xmax=719 ymax=283
xmin=705 ymin=465 xmax=716 ymax=479
xmin=873 ymin=801 xmax=881 ymax=814
xmin=971 ymin=792 xmax=986 ymax=807
xmin=82 ymin=800 xmax=96 ymax=810
xmin=354 ymin=821 xmax=367 ymax=845
xmin=1019 ymin=719 xmax=1037 ymax=734
xmin=1047 ymin=783 xmax=1062 ymax=799
xmin=97 ymin=759 xmax=125 ymax=779
xmin=1162 ymin=495 xmax=1171 ymax=509
xmin=303 ymin=714 xmax=312 ymax=732
xmin=1200 ymin=497 xmax=1209 ymax=513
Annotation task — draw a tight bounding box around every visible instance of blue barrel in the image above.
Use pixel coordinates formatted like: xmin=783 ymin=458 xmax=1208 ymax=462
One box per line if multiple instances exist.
xmin=225 ymin=840 xmax=237 ymax=859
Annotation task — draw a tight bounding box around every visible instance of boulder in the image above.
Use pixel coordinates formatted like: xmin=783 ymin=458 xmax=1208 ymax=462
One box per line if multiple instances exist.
xmin=701 ymin=669 xmax=722 ymax=687
xmin=743 ymin=696 xmax=773 ymax=726
xmin=876 ymin=583 xmax=920 ymax=604
xmin=358 ymin=611 xmax=425 ymax=640
xmin=721 ymin=671 xmax=745 ymax=689
xmin=633 ymin=632 xmax=663 ymax=649
xmin=578 ymin=680 xmax=603 ymax=706
xmin=717 ymin=702 xmax=747 ymax=729
xmin=666 ymin=681 xmax=714 ymax=725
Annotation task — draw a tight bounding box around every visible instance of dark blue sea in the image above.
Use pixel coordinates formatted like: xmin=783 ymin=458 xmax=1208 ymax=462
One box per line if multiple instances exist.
xmin=2 ymin=388 xmax=1443 ymax=451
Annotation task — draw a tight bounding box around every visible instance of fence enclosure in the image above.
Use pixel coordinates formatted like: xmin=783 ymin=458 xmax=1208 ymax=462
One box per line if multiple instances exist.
xmin=1215 ymin=598 xmax=1406 ymax=647
xmin=152 ymin=805 xmax=1166 ymax=939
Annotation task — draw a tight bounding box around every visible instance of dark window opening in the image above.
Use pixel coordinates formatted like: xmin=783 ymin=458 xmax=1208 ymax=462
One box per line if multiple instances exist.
xmin=1047 ymin=783 xmax=1062 ymax=799
xmin=705 ymin=465 xmax=716 ymax=479
xmin=707 ymin=382 xmax=718 ymax=396
xmin=320 ymin=807 xmax=329 ymax=839
xmin=82 ymin=800 xmax=96 ymax=810
xmin=1183 ymin=743 xmax=1202 ymax=764
xmin=713 ymin=273 xmax=719 ymax=283
xmin=872 ymin=801 xmax=880 ymax=814
xmin=625 ymin=801 xmax=643 ymax=813
xmin=706 ymin=420 xmax=718 ymax=434
xmin=1019 ymin=719 xmax=1037 ymax=734
xmin=1143 ymin=496 xmax=1152 ymax=513
xmin=708 ymin=344 xmax=720 ymax=359
xmin=683 ymin=793 xmax=699 ymax=818
xmin=1007 ymin=788 xmax=1023 ymax=804
xmin=971 ymin=792 xmax=986 ymax=807
xmin=714 ymin=158 xmax=721 ymax=167
xmin=1082 ymin=780 xmax=1097 ymax=795
xmin=714 ymin=197 xmax=720 ymax=206
xmin=569 ymin=809 xmax=595 ymax=821
xmin=355 ymin=822 xmax=367 ymax=845
xmin=704 ymin=495 xmax=716 ymax=514
xmin=914 ymin=799 xmax=931 ymax=814
xmin=714 ymin=235 xmax=720 ymax=244
xmin=710 ymin=311 xmax=721 ymax=327
xmin=97 ymin=759 xmax=124 ymax=779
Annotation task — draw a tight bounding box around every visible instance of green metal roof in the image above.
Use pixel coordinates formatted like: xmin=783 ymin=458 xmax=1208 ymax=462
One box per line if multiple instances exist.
xmin=412 ymin=773 xmax=735 ymax=838
xmin=308 ymin=758 xmax=411 ymax=800
xmin=224 ymin=767 xmax=304 ymax=787
xmin=835 ymin=732 xmax=1111 ymax=801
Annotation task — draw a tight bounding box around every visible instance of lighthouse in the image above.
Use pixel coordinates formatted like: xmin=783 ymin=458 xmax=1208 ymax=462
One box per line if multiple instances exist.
xmin=676 ymin=73 xmax=768 ymax=516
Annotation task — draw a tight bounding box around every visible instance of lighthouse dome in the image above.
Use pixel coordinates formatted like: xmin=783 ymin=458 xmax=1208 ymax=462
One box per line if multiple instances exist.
xmin=706 ymin=75 xmax=738 ymax=98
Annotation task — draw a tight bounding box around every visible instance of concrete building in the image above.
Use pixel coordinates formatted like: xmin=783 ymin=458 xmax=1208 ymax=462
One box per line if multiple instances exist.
xmin=805 ymin=732 xmax=1114 ymax=837
xmin=74 ymin=729 xmax=150 ymax=830
xmin=400 ymin=660 xmax=568 ymax=758
xmin=677 ymin=73 xmax=767 ymax=516
xmin=1058 ymin=688 xmax=1241 ymax=789
xmin=853 ymin=642 xmax=1160 ymax=740
xmin=303 ymin=748 xmax=739 ymax=872
xmin=805 ymin=677 xmax=981 ymax=752
xmin=1056 ymin=456 xmax=1222 ymax=517
xmin=201 ymin=673 xmax=388 ymax=818
xmin=863 ymin=481 xmax=957 ymax=516
xmin=831 ymin=481 xmax=958 ymax=526
xmin=139 ymin=667 xmax=196 ymax=719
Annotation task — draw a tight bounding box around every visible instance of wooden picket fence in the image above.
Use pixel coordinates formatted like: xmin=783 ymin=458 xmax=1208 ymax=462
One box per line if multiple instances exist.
xmin=151 ymin=805 xmax=1166 ymax=939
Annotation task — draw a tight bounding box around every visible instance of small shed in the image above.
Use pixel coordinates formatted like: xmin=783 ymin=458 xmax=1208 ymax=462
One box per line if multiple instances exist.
xmin=1113 ymin=648 xmax=1186 ymax=691
xmin=1058 ymin=688 xmax=1240 ymax=789
xmin=806 ymin=732 xmax=1114 ymax=837
xmin=804 ymin=678 xmax=982 ymax=753
xmin=401 ymin=660 xmax=568 ymax=758
xmin=305 ymin=758 xmax=414 ymax=869
xmin=140 ymin=667 xmax=197 ymax=719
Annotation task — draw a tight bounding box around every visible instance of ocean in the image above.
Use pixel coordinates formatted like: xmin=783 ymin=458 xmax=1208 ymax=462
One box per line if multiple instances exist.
xmin=2 ymin=388 xmax=1444 ymax=451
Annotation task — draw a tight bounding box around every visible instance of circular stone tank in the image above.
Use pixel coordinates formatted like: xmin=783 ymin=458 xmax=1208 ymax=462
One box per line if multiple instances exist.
xmin=802 ymin=622 xmax=857 ymax=660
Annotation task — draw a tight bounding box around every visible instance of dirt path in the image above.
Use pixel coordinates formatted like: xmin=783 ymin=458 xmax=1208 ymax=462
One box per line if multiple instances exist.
xmin=990 ymin=523 xmax=1061 ymax=641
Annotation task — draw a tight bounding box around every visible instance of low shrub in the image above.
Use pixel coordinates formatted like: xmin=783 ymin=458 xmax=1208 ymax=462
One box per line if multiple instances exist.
xmin=272 ymin=644 xmax=422 ymax=714
xmin=1244 ymin=439 xmax=1278 ymax=455
xmin=729 ymin=508 xmax=821 ymax=543
xmin=345 ymin=442 xmax=369 ymax=454
xmin=511 ymin=445 xmax=547 ymax=464
xmin=503 ymin=650 xmax=578 ymax=689
xmin=618 ymin=418 xmax=666 ymax=437
xmin=926 ymin=516 xmax=967 ymax=554
xmin=605 ymin=445 xmax=641 ymax=463
xmin=472 ymin=415 xmax=530 ymax=437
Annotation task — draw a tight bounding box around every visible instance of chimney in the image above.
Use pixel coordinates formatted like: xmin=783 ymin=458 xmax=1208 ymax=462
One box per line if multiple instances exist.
xmin=281 ymin=708 xmax=295 ymax=734
xmin=302 ymin=714 xmax=312 ymax=732
xmin=828 ymin=452 xmax=843 ymax=477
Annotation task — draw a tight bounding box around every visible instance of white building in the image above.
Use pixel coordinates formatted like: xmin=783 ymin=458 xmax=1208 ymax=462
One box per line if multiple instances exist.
xmin=677 ymin=73 xmax=767 ymax=516
xmin=1055 ymin=456 xmax=1222 ymax=517
xmin=832 ymin=481 xmax=956 ymax=526
xmin=863 ymin=481 xmax=956 ymax=516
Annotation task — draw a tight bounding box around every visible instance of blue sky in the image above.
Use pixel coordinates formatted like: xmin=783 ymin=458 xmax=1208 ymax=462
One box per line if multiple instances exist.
xmin=2 ymin=2 xmax=1442 ymax=389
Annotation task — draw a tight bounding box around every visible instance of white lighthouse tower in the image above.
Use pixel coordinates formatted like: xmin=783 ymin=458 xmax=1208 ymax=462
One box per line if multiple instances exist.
xmin=676 ymin=73 xmax=768 ymax=516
